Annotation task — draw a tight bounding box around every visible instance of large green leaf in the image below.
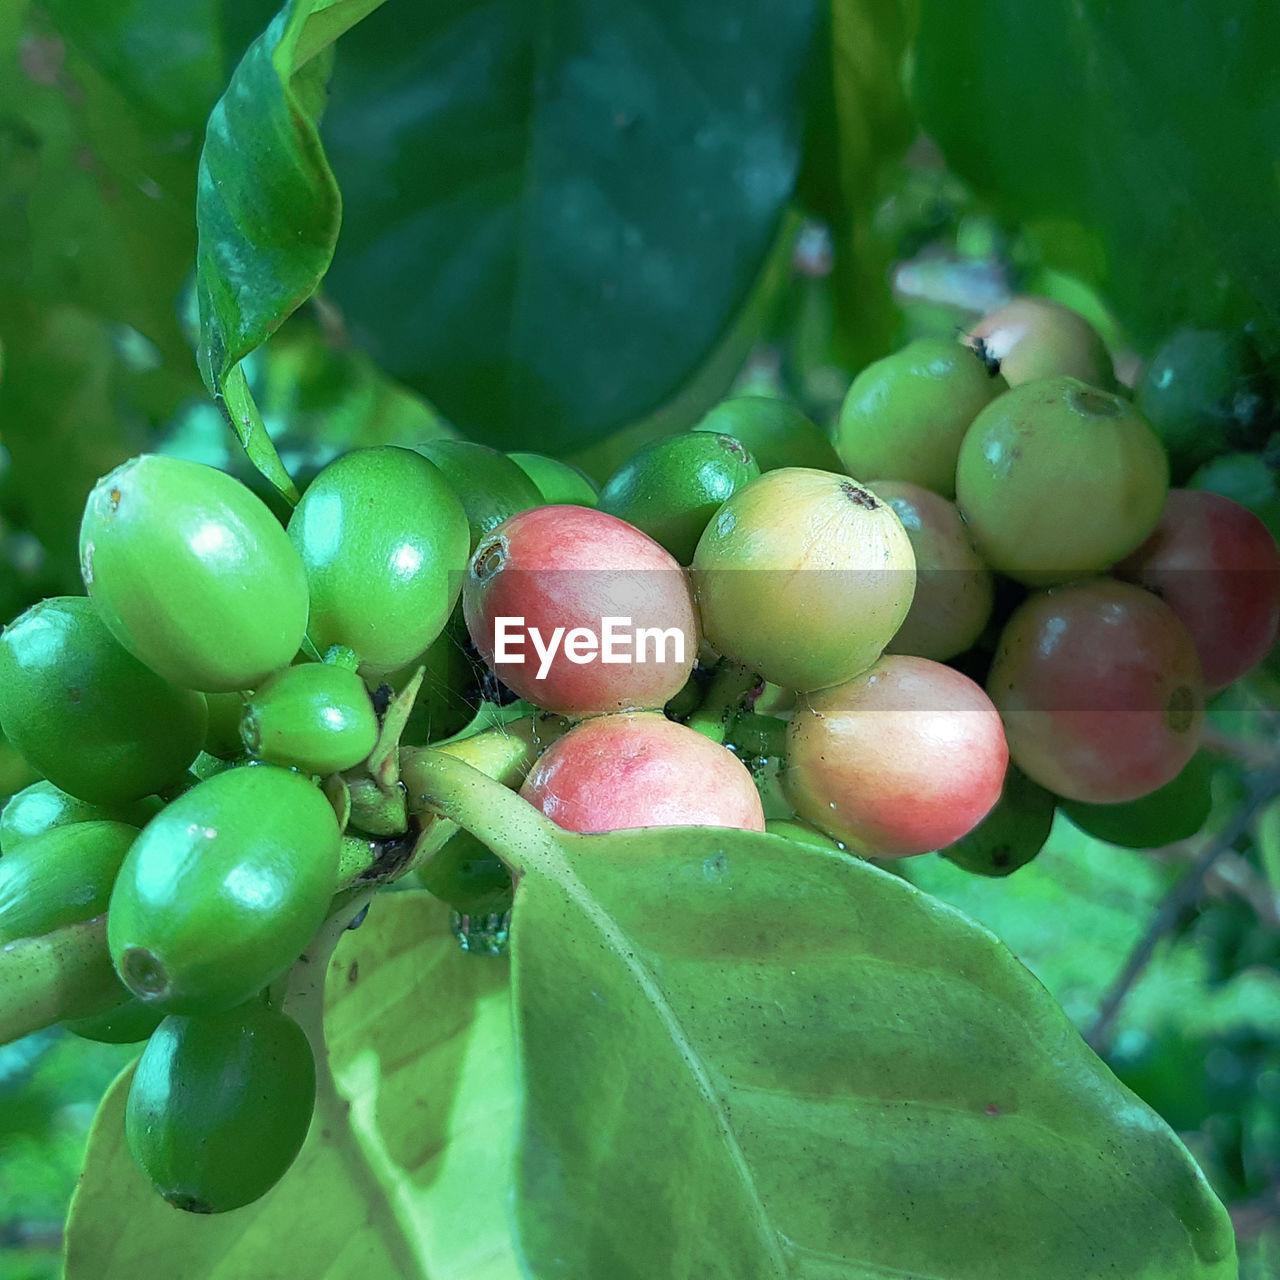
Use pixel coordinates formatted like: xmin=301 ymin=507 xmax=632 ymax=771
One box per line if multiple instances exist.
xmin=63 ymin=894 xmax=521 ymax=1280
xmin=912 ymin=0 xmax=1280 ymax=348
xmin=402 ymin=754 xmax=1235 ymax=1279
xmin=194 ymin=0 xmax=821 ymax=453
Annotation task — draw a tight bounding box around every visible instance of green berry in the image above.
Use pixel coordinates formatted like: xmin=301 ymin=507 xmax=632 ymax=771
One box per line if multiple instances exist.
xmin=288 ymin=446 xmax=471 ymax=678
xmin=508 ymin=452 xmax=599 ymax=507
xmin=600 ymin=433 xmax=761 ymax=564
xmin=414 ymin=439 xmax=541 ymax=553
xmin=956 ymin=377 xmax=1169 ymax=585
xmin=1 ymin=780 xmax=159 ymax=853
xmin=835 ymin=338 xmax=1006 ymax=497
xmin=0 ymin=597 xmax=206 ymax=804
xmin=940 ymin=765 xmax=1056 ymax=877
xmin=79 ymin=456 xmax=309 ymax=692
xmin=241 ymin=662 xmax=378 ymax=775
xmin=418 ymin=827 xmax=513 ymax=915
xmin=108 ymin=765 xmax=341 ymax=1014
xmin=692 ymin=396 xmax=842 ymax=472
xmin=0 ymin=819 xmax=139 ymax=943
xmin=1138 ymin=328 xmax=1274 ymax=483
xmin=125 ymin=1002 xmax=316 ymax=1213
xmin=66 ymin=995 xmax=164 ymax=1044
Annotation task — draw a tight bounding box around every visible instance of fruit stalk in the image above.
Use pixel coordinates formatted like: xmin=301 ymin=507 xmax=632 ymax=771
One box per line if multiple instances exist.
xmin=0 ymin=917 xmax=124 ymax=1045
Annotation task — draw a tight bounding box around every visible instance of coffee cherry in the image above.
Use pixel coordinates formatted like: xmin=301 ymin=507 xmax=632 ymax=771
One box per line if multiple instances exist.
xmin=415 ymin=439 xmax=542 ymax=553
xmin=108 ymin=765 xmax=341 ymax=1014
xmin=692 ymin=397 xmax=841 ymax=473
xmin=126 ymin=1001 xmax=315 ymax=1213
xmin=0 ymin=780 xmax=158 ymax=853
xmin=241 ymin=662 xmax=379 ymax=775
xmin=834 ymin=338 xmax=1005 ymax=497
xmin=987 ymin=579 xmax=1204 ymax=804
xmin=940 ymin=765 xmax=1056 ymax=877
xmin=463 ymin=505 xmax=698 ymax=717
xmin=520 ymin=712 xmax=766 ymax=833
xmin=1113 ymin=489 xmax=1280 ymax=692
xmin=0 ymin=819 xmax=140 ymax=944
xmin=691 ymin=468 xmax=916 ymax=691
xmin=870 ymin=480 xmax=994 ymax=662
xmin=287 ymin=446 xmax=470 ymax=679
xmin=599 ymin=433 xmax=761 ymax=564
xmin=508 ymin=452 xmax=599 ymax=507
xmin=65 ymin=996 xmax=164 ymax=1044
xmin=0 ymin=597 xmax=206 ymax=804
xmin=784 ymin=656 xmax=1008 ymax=857
xmin=964 ymin=296 xmax=1116 ymax=388
xmin=956 ymin=377 xmax=1168 ymax=585
xmin=79 ymin=455 xmax=309 ymax=692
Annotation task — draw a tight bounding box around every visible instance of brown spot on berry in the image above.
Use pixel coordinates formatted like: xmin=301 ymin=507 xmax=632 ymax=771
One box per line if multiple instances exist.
xmin=1165 ymin=684 xmax=1196 ymax=734
xmin=839 ymin=481 xmax=879 ymax=511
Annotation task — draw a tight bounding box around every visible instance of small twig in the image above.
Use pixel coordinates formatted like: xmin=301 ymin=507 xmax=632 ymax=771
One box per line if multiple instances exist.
xmin=1086 ymin=763 xmax=1280 ymax=1055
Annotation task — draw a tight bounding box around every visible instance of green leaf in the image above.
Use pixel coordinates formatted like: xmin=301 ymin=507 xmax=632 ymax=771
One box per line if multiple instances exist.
xmin=403 ymin=752 xmax=1236 ymax=1279
xmin=912 ymin=0 xmax=1280 ymax=347
xmin=64 ymin=893 xmax=521 ymax=1280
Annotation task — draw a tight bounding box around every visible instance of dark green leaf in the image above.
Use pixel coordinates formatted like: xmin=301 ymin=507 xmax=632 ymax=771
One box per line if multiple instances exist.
xmin=913 ymin=0 xmax=1280 ymax=347
xmin=317 ymin=1 xmax=821 ymax=450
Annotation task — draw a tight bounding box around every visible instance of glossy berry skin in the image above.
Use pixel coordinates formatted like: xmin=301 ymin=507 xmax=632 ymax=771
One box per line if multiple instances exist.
xmin=834 ymin=338 xmax=1006 ymax=497
xmin=599 ymin=433 xmax=761 ymax=564
xmin=0 ymin=819 xmax=139 ymax=944
xmin=0 ymin=780 xmax=158 ymax=853
xmin=964 ymin=296 xmax=1116 ymax=389
xmin=871 ymin=481 xmax=994 ymax=662
xmin=508 ymin=452 xmax=599 ymax=507
xmin=692 ymin=396 xmax=842 ymax=473
xmin=987 ymin=579 xmax=1205 ymax=804
xmin=287 ymin=446 xmax=470 ymax=679
xmin=463 ymin=506 xmax=698 ymax=718
xmin=785 ymin=656 xmax=1008 ymax=858
xmin=415 ymin=439 xmax=542 ymax=553
xmin=126 ymin=1002 xmax=316 ymax=1214
xmin=520 ymin=712 xmax=766 ymax=833
xmin=1112 ymin=489 xmax=1280 ymax=692
xmin=65 ymin=996 xmax=164 ymax=1044
xmin=108 ymin=765 xmax=341 ymax=1014
xmin=0 ymin=597 xmax=206 ymax=804
xmin=956 ymin=377 xmax=1169 ymax=585
xmin=79 ymin=455 xmax=309 ymax=692
xmin=241 ymin=662 xmax=379 ymax=775
xmin=691 ymin=468 xmax=916 ymax=692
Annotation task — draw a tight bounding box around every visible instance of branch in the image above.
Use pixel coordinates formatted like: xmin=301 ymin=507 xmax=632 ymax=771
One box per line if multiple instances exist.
xmin=1086 ymin=762 xmax=1280 ymax=1055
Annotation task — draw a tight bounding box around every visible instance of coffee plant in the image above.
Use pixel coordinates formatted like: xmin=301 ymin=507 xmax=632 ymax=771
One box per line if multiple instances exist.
xmin=2 ymin=3 xmax=1280 ymax=1279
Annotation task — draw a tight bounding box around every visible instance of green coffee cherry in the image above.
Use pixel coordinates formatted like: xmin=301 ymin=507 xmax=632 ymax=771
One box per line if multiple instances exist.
xmin=66 ymin=995 xmax=164 ymax=1044
xmin=288 ymin=446 xmax=471 ymax=678
xmin=508 ymin=452 xmax=599 ymax=507
xmin=940 ymin=765 xmax=1056 ymax=877
xmin=1137 ymin=328 xmax=1274 ymax=483
xmin=79 ymin=455 xmax=310 ymax=692
xmin=600 ymin=433 xmax=761 ymax=564
xmin=0 ymin=819 xmax=139 ymax=943
xmin=955 ymin=377 xmax=1169 ymax=585
xmin=0 ymin=597 xmax=206 ymax=805
xmin=126 ymin=1001 xmax=316 ymax=1213
xmin=0 ymin=780 xmax=159 ymax=853
xmin=692 ymin=396 xmax=842 ymax=473
xmin=108 ymin=765 xmax=341 ymax=1014
xmin=415 ymin=439 xmax=541 ymax=552
xmin=241 ymin=662 xmax=379 ymax=775
xmin=1059 ymin=750 xmax=1214 ymax=849
xmin=834 ymin=338 xmax=1006 ymax=497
